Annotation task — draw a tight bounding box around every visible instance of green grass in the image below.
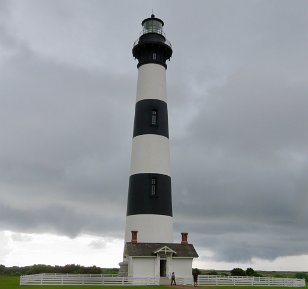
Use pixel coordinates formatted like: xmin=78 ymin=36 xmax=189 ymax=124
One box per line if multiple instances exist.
xmin=0 ymin=276 xmax=19 ymax=289
xmin=207 ymin=287 xmax=307 ymax=289
xmin=0 ymin=276 xmax=307 ymax=289
xmin=0 ymin=276 xmax=167 ymax=289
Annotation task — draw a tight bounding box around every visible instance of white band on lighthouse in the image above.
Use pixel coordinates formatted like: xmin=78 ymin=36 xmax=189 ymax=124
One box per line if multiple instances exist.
xmin=130 ymin=134 xmax=171 ymax=176
xmin=136 ymin=64 xmax=167 ymax=102
xmin=125 ymin=214 xmax=173 ymax=243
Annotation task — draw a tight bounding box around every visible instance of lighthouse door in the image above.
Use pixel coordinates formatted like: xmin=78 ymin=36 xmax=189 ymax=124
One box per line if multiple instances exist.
xmin=160 ymin=259 xmax=167 ymax=277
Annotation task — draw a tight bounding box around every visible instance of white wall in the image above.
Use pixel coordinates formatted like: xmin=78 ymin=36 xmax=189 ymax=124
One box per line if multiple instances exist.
xmin=132 ymin=258 xmax=156 ymax=277
xmin=125 ymin=214 xmax=173 ymax=243
xmin=129 ymin=256 xmax=194 ymax=279
xmin=171 ymin=258 xmax=193 ymax=278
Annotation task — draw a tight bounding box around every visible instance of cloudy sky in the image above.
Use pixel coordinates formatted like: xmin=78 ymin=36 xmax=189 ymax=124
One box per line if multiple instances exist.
xmin=0 ymin=0 xmax=308 ymax=271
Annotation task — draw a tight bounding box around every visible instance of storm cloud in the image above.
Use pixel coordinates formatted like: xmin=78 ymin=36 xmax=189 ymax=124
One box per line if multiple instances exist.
xmin=0 ymin=0 xmax=307 ymax=267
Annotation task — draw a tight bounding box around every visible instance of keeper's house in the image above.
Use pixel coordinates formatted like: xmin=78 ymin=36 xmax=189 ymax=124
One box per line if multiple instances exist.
xmin=123 ymin=232 xmax=198 ymax=278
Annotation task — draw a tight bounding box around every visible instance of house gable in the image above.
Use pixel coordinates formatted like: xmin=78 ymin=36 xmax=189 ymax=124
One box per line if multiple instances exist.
xmin=153 ymin=246 xmax=176 ymax=255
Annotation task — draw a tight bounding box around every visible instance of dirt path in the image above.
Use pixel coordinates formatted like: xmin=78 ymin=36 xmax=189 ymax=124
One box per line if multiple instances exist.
xmin=165 ymin=285 xmax=196 ymax=289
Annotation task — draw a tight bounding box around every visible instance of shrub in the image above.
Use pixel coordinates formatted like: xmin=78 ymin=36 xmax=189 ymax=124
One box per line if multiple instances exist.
xmin=231 ymin=268 xmax=246 ymax=276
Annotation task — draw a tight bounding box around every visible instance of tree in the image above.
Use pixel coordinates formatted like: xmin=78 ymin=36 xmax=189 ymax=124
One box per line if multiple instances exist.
xmin=246 ymin=268 xmax=256 ymax=276
xmin=230 ymin=268 xmax=246 ymax=276
xmin=0 ymin=264 xmax=119 ymax=276
xmin=207 ymin=270 xmax=218 ymax=275
xmin=192 ymin=268 xmax=201 ymax=275
xmin=295 ymin=272 xmax=308 ymax=282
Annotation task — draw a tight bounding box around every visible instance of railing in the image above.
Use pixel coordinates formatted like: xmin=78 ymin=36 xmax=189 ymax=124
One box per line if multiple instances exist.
xmin=133 ymin=38 xmax=172 ymax=49
xmin=177 ymin=275 xmax=305 ymax=287
xmin=20 ymin=274 xmax=159 ymax=286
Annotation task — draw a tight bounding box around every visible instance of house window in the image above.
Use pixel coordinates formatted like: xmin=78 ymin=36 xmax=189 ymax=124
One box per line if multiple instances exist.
xmin=153 ymin=53 xmax=157 ymax=60
xmin=151 ymin=177 xmax=157 ymax=196
xmin=151 ymin=109 xmax=157 ymax=126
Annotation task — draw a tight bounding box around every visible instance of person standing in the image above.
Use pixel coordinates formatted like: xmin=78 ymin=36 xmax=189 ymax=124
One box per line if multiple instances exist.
xmin=193 ymin=272 xmax=198 ymax=287
xmin=171 ymin=272 xmax=176 ymax=285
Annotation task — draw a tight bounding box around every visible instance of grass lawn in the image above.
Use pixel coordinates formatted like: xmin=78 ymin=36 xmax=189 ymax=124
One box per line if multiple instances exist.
xmin=0 ymin=276 xmax=307 ymax=289
xmin=1 ymin=276 xmax=165 ymax=289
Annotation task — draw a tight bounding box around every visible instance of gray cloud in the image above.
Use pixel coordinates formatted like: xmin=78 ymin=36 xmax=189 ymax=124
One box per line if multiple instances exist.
xmin=10 ymin=232 xmax=32 ymax=242
xmin=0 ymin=200 xmax=123 ymax=238
xmin=0 ymin=0 xmax=307 ymax=266
xmin=88 ymin=239 xmax=107 ymax=250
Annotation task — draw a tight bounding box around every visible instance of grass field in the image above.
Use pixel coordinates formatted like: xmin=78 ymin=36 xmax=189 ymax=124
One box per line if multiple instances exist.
xmin=0 ymin=276 xmax=164 ymax=289
xmin=0 ymin=276 xmax=307 ymax=289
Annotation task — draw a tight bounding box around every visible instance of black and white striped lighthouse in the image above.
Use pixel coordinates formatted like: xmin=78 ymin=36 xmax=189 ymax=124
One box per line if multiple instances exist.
xmin=120 ymin=15 xmax=198 ymax=279
xmin=124 ymin=14 xmax=173 ymax=244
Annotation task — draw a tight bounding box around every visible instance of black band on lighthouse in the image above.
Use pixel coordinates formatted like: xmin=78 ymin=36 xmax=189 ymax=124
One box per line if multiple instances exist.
xmin=127 ymin=173 xmax=173 ymax=216
xmin=133 ymin=99 xmax=169 ymax=138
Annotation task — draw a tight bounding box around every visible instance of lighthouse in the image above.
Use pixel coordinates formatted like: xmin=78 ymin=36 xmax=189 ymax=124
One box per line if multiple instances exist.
xmin=125 ymin=14 xmax=173 ymax=244
xmin=120 ymin=15 xmax=198 ymax=280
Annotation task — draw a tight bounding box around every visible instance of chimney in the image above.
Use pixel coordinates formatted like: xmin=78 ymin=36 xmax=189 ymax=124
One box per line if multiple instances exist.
xmin=131 ymin=231 xmax=138 ymax=244
xmin=181 ymin=232 xmax=188 ymax=244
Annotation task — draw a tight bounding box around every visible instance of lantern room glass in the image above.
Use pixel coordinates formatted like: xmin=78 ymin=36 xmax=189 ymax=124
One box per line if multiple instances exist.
xmin=143 ymin=19 xmax=163 ymax=35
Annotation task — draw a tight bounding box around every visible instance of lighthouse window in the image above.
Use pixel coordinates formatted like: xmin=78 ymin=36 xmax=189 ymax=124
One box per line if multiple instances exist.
xmin=151 ymin=177 xmax=157 ymax=196
xmin=151 ymin=109 xmax=158 ymax=126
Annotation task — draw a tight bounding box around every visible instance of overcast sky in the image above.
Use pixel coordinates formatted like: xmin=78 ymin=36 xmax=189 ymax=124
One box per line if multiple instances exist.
xmin=0 ymin=0 xmax=308 ymax=271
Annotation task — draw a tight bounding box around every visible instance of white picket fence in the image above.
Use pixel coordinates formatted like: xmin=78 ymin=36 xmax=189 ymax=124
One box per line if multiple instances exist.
xmin=20 ymin=274 xmax=159 ymax=286
xmin=20 ymin=273 xmax=306 ymax=287
xmin=178 ymin=275 xmax=305 ymax=287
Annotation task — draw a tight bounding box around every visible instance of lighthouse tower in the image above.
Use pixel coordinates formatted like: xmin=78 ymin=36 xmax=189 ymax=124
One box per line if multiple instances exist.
xmin=125 ymin=14 xmax=173 ymax=244
xmin=120 ymin=15 xmax=198 ymax=280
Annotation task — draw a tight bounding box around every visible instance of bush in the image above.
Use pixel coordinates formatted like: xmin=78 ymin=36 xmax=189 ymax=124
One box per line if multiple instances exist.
xmin=246 ymin=267 xmax=261 ymax=277
xmin=295 ymin=272 xmax=308 ymax=282
xmin=246 ymin=268 xmax=255 ymax=276
xmin=231 ymin=268 xmax=246 ymax=276
xmin=0 ymin=264 xmax=119 ymax=276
